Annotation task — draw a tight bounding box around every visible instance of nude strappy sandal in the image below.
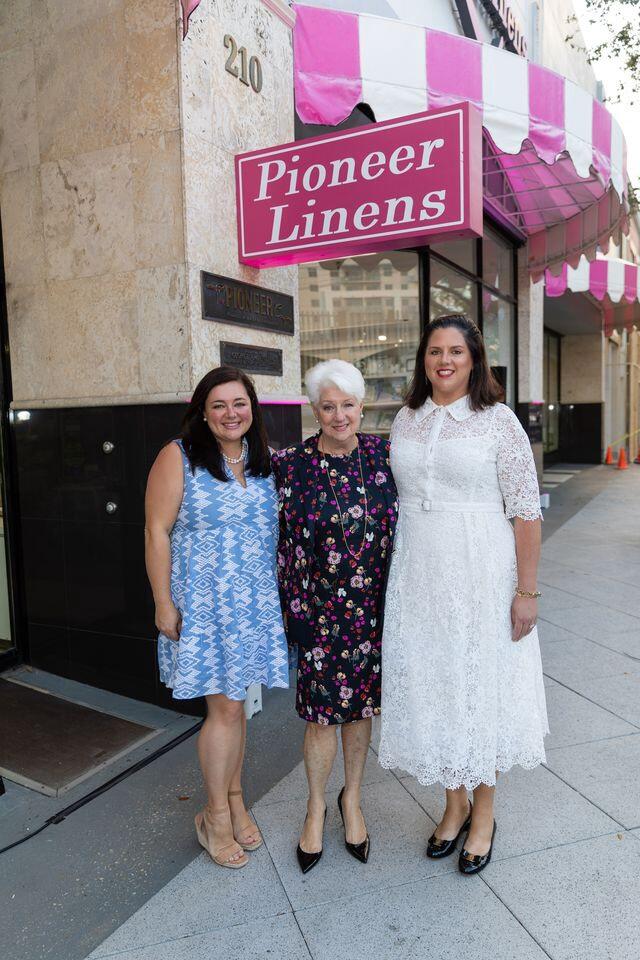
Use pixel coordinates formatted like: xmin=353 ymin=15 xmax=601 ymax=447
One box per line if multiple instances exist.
xmin=194 ymin=809 xmax=249 ymax=869
xmin=228 ymin=790 xmax=263 ymax=851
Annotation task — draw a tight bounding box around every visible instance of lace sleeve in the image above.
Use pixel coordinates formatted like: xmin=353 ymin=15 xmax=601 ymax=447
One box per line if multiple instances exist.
xmin=495 ymin=406 xmax=542 ymax=521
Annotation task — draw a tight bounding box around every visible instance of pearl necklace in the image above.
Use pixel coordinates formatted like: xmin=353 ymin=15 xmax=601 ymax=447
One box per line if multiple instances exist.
xmin=319 ymin=435 xmax=370 ymax=561
xmin=222 ymin=437 xmax=248 ymax=464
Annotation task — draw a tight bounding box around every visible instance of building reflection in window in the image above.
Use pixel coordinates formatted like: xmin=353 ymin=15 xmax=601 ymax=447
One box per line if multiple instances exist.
xmin=298 ymin=252 xmax=420 ymax=437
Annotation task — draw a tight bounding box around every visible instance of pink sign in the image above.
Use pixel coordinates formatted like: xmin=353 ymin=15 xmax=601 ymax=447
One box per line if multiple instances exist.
xmin=235 ymin=102 xmax=482 ymax=268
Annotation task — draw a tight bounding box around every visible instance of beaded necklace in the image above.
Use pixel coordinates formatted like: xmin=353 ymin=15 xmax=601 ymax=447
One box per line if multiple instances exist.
xmin=222 ymin=437 xmax=248 ymax=464
xmin=319 ymin=434 xmax=370 ymax=561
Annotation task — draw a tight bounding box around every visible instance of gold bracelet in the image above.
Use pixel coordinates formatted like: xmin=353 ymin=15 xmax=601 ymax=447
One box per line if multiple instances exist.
xmin=515 ymin=589 xmax=542 ymax=599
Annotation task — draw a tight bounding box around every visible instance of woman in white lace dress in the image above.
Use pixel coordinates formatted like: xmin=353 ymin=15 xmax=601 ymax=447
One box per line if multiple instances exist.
xmin=378 ymin=314 xmax=548 ymax=875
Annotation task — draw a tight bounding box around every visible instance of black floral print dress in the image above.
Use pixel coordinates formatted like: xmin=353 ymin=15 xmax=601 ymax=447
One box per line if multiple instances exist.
xmin=272 ymin=433 xmax=398 ymax=725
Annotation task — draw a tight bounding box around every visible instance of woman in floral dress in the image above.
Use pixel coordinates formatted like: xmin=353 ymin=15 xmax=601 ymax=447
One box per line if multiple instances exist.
xmin=272 ymin=359 xmax=397 ymax=873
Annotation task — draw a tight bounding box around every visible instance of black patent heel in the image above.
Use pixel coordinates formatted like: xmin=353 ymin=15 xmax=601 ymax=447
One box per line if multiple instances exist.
xmin=459 ymin=820 xmax=497 ymax=875
xmin=296 ymin=808 xmax=327 ymax=874
xmin=426 ymin=802 xmax=472 ymax=859
xmin=337 ymin=787 xmax=370 ymax=864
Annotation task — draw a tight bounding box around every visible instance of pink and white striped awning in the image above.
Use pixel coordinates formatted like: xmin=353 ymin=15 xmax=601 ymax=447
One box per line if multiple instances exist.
xmin=545 ymin=256 xmax=640 ymax=303
xmin=545 ymin=256 xmax=640 ymax=333
xmin=293 ymin=3 xmax=629 ymax=279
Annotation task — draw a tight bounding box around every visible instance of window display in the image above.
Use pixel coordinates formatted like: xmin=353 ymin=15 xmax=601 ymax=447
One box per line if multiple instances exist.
xmin=298 ymin=230 xmax=518 ymax=439
xmin=299 ymin=253 xmax=420 ymax=436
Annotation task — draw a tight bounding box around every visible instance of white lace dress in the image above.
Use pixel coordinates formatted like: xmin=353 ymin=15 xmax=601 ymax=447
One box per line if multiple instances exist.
xmin=378 ymin=395 xmax=548 ymax=790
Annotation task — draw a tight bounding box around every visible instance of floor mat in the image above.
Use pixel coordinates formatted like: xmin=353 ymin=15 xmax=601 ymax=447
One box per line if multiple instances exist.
xmin=0 ymin=678 xmax=157 ymax=796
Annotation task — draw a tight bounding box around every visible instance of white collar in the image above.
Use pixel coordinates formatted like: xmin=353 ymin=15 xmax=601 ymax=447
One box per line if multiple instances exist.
xmin=414 ymin=394 xmax=474 ymax=423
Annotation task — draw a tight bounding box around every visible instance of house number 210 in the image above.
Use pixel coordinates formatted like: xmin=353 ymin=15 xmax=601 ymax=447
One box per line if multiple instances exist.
xmin=224 ymin=35 xmax=263 ymax=93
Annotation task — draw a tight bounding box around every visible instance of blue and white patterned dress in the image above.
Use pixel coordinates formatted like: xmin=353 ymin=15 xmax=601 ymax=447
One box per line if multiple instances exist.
xmin=157 ymin=441 xmax=289 ymax=700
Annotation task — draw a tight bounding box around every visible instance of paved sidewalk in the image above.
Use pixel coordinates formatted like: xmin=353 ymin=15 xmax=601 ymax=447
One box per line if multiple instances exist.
xmin=86 ymin=468 xmax=640 ymax=960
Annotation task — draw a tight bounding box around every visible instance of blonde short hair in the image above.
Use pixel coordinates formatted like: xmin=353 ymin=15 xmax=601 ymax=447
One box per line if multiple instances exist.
xmin=305 ymin=359 xmax=365 ymax=405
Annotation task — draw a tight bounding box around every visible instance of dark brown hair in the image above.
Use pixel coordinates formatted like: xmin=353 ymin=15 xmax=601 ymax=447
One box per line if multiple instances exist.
xmin=180 ymin=366 xmax=271 ymax=481
xmin=405 ymin=314 xmax=503 ymax=411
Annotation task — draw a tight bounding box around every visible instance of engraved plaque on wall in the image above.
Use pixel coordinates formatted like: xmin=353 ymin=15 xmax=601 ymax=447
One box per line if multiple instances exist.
xmin=220 ymin=341 xmax=283 ymax=377
xmin=201 ymin=272 xmax=294 ymax=336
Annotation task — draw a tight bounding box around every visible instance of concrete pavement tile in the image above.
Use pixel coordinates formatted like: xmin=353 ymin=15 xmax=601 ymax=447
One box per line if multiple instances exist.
xmin=537 ymin=618 xmax=581 ymax=643
xmin=540 ymin=602 xmax=640 ymax=642
xmin=401 ymin=763 xmax=618 ymax=860
xmin=538 ymin=587 xmax=596 ymax=618
xmin=483 ymin=833 xmax=640 ymax=960
xmin=570 ymin=673 xmax=640 ymax=727
xmin=591 ymin=629 xmax=640 ymax=660
xmin=88 ymin=912 xmax=310 ymax=960
xmin=254 ymin=777 xmax=450 ymax=911
xmin=541 ymin=554 xmax=640 ymax=589
xmin=537 ymin=585 xmax=588 ymax=616
xmin=545 ymin=733 xmax=640 ymax=828
xmin=254 ymin=745 xmax=390 ymax=809
xmin=544 ymin=677 xmax=637 ymax=748
xmin=539 ymin=568 xmax=640 ymax=618
xmin=370 ymin=715 xmax=381 ymax=753
xmin=537 ymin=558 xmax=574 ymax=579
xmin=89 ymin=849 xmax=291 ymax=957
xmin=541 ymin=637 xmax=640 ymax=686
xmin=295 ymin=873 xmax=547 ymax=960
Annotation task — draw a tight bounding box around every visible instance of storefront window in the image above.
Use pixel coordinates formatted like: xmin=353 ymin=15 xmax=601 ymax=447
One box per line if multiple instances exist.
xmin=483 ymin=292 xmax=515 ymax=408
xmin=430 ymin=258 xmax=478 ymax=322
xmin=298 ymin=252 xmax=420 ymax=437
xmin=299 ymin=229 xmax=518 ymax=439
xmin=430 ymin=238 xmax=476 ymax=274
xmin=483 ymin=226 xmax=514 ymax=295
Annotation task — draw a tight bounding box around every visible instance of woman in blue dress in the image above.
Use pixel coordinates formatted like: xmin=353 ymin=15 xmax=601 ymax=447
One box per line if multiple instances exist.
xmin=145 ymin=366 xmax=288 ymax=870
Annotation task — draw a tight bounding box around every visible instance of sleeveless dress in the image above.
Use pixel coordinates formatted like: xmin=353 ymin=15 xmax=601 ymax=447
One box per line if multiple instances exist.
xmin=378 ymin=396 xmax=548 ymax=790
xmin=157 ymin=442 xmax=289 ymax=700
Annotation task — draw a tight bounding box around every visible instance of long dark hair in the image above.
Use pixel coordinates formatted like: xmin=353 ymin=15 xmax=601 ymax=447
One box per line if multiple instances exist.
xmin=405 ymin=314 xmax=503 ymax=411
xmin=180 ymin=366 xmax=271 ymax=481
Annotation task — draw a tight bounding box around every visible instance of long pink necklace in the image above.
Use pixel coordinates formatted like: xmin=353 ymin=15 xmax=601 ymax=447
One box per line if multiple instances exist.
xmin=319 ymin=435 xmax=370 ymax=561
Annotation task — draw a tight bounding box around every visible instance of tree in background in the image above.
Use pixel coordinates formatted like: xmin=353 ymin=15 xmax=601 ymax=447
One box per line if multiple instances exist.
xmin=567 ymin=0 xmax=639 ymax=102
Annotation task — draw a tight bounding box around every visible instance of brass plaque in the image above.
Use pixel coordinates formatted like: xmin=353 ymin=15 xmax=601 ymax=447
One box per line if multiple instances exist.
xmin=201 ymin=272 xmax=294 ymax=336
xmin=220 ymin=341 xmax=283 ymax=377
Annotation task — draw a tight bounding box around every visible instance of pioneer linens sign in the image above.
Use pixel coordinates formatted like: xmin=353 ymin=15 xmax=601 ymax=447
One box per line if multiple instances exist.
xmin=235 ymin=102 xmax=482 ymax=268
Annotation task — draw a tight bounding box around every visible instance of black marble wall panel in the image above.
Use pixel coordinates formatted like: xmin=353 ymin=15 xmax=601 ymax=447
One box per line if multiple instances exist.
xmin=13 ymin=401 xmax=302 ymax=708
xmin=558 ymin=403 xmax=602 ymax=463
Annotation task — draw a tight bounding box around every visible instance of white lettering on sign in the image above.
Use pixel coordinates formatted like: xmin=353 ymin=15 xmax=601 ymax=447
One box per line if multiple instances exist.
xmin=257 ymin=138 xmax=446 ymax=207
xmin=236 ymin=103 xmax=483 ymax=267
xmin=266 ymin=188 xmax=449 ymax=244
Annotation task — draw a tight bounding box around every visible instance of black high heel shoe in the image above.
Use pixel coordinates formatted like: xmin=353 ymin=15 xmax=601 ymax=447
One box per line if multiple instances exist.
xmin=426 ymin=802 xmax=472 ymax=859
xmin=296 ymin=808 xmax=327 ymax=874
xmin=337 ymin=787 xmax=370 ymax=864
xmin=458 ymin=821 xmax=497 ymax=875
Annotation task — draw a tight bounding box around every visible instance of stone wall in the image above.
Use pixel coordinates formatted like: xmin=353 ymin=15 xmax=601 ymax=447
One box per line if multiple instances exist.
xmin=178 ymin=0 xmax=300 ymax=399
xmin=560 ymin=333 xmax=605 ymax=403
xmin=1 ymin=0 xmax=188 ymax=407
xmin=0 ymin=0 xmax=300 ymax=407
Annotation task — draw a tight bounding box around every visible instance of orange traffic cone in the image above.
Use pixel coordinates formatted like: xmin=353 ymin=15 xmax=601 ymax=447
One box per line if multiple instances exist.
xmin=604 ymin=446 xmax=614 ymax=464
xmin=634 ymin=449 xmax=640 ymax=464
xmin=617 ymin=448 xmax=629 ymax=470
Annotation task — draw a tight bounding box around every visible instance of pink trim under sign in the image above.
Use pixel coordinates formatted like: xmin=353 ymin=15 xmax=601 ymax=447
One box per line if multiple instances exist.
xmin=235 ymin=102 xmax=482 ymax=268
